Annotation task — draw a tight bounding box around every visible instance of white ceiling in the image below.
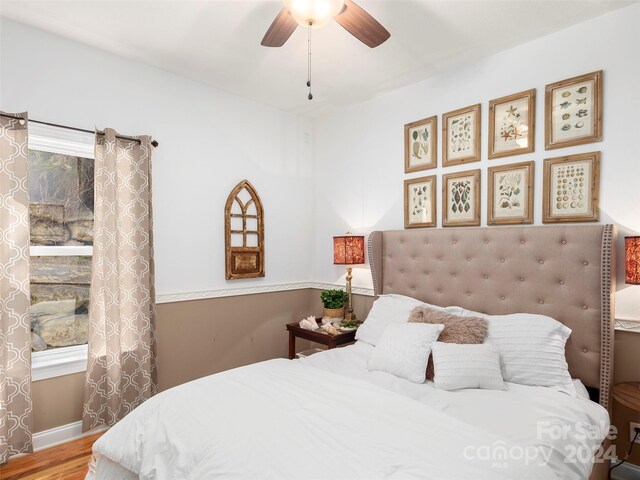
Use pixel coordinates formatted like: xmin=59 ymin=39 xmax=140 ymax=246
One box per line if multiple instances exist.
xmin=0 ymin=0 xmax=634 ymax=117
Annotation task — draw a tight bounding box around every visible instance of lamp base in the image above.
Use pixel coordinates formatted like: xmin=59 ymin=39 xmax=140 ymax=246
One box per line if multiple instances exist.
xmin=345 ymin=266 xmax=356 ymax=321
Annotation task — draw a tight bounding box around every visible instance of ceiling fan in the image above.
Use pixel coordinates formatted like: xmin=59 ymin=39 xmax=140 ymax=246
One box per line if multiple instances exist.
xmin=261 ymin=0 xmax=390 ymax=49
xmin=261 ymin=0 xmax=390 ymax=99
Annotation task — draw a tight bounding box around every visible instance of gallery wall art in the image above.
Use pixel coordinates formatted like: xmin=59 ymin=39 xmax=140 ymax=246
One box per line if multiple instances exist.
xmin=542 ymin=152 xmax=600 ymax=223
xmin=488 ymin=89 xmax=536 ymax=159
xmin=545 ymin=70 xmax=603 ymax=150
xmin=442 ymin=169 xmax=480 ymax=227
xmin=405 ymin=115 xmax=437 ymax=173
xmin=487 ymin=161 xmax=534 ymax=225
xmin=402 ymin=69 xmax=603 ymax=229
xmin=404 ymin=175 xmax=436 ymax=228
xmin=442 ymin=104 xmax=481 ymax=167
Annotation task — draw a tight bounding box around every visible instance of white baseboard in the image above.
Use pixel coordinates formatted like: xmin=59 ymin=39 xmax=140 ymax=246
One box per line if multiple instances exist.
xmin=610 ymin=461 xmax=640 ymax=480
xmin=33 ymin=420 xmax=106 ymax=451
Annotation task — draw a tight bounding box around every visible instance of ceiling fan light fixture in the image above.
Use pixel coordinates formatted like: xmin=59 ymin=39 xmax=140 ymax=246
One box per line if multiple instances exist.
xmin=283 ymin=0 xmax=345 ymax=28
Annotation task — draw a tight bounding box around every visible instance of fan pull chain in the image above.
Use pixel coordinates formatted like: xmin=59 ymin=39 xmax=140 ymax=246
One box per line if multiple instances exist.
xmin=307 ymin=21 xmax=313 ymax=100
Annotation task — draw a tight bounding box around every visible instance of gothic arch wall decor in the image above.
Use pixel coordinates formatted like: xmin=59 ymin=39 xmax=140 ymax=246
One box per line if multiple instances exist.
xmin=225 ymin=180 xmax=265 ymax=279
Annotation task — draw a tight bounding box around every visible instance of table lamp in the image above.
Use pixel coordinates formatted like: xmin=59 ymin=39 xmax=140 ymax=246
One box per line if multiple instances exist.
xmin=625 ymin=236 xmax=640 ymax=392
xmin=626 ymin=236 xmax=640 ymax=285
xmin=333 ymin=233 xmax=365 ymax=321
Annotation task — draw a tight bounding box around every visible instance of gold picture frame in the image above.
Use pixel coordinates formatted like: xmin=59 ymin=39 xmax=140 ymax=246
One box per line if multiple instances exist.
xmin=542 ymin=152 xmax=600 ymax=223
xmin=442 ymin=104 xmax=481 ymax=167
xmin=405 ymin=115 xmax=437 ymax=173
xmin=442 ymin=169 xmax=480 ymax=227
xmin=545 ymin=70 xmax=603 ymax=150
xmin=487 ymin=161 xmax=534 ymax=225
xmin=404 ymin=175 xmax=436 ymax=228
xmin=488 ymin=89 xmax=536 ymax=159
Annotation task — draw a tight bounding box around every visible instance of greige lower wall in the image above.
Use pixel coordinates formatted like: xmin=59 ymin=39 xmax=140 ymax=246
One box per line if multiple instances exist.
xmin=32 ymin=288 xmax=316 ymax=434
xmin=156 ymin=289 xmax=314 ymax=391
xmin=29 ymin=289 xmax=640 ymax=469
xmin=32 ymin=371 xmax=85 ymax=433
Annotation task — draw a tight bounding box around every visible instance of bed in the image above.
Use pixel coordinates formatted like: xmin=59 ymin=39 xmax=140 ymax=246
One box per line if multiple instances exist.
xmin=87 ymin=224 xmax=616 ymax=480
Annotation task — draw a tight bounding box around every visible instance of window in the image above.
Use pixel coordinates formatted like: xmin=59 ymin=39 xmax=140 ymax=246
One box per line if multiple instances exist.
xmin=28 ymin=123 xmax=94 ymax=380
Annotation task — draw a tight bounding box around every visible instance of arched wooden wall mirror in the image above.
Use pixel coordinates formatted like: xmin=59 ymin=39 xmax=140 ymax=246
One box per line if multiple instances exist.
xmin=225 ymin=180 xmax=265 ymax=279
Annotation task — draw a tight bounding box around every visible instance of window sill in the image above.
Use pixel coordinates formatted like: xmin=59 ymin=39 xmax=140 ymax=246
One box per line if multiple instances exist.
xmin=32 ymin=344 xmax=88 ymax=382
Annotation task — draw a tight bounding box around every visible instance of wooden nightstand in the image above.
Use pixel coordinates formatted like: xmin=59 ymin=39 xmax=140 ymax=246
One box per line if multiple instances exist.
xmin=612 ymin=382 xmax=640 ymax=412
xmin=286 ymin=320 xmax=357 ymax=359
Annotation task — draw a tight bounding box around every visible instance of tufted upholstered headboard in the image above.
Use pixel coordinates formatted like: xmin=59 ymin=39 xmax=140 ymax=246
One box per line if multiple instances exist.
xmin=368 ymin=224 xmax=616 ymax=409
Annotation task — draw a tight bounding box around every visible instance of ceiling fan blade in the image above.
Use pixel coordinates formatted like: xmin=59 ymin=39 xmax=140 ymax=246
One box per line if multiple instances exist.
xmin=335 ymin=0 xmax=390 ymax=48
xmin=261 ymin=8 xmax=298 ymax=47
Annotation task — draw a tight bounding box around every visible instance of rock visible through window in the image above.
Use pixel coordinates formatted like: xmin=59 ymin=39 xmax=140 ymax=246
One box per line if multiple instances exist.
xmin=28 ymin=149 xmax=93 ymax=352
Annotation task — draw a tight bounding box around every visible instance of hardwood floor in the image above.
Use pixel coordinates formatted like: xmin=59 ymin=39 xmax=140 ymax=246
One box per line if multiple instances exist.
xmin=0 ymin=433 xmax=103 ymax=480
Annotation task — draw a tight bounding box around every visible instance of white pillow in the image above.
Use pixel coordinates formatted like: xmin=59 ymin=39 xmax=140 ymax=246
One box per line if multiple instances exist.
xmin=367 ymin=323 xmax=444 ymax=383
xmin=431 ymin=342 xmax=506 ymax=391
xmin=461 ymin=310 xmax=576 ymax=396
xmin=356 ymin=294 xmax=462 ymax=346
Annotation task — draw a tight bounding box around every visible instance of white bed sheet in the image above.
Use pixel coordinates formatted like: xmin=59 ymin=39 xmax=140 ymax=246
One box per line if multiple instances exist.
xmin=87 ymin=353 xmax=566 ymax=480
xmin=301 ymin=342 xmax=610 ymax=480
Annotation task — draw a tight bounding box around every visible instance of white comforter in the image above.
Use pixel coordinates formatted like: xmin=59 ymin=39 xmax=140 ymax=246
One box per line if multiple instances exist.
xmin=302 ymin=342 xmax=610 ymax=480
xmin=89 ymin=344 xmax=608 ymax=480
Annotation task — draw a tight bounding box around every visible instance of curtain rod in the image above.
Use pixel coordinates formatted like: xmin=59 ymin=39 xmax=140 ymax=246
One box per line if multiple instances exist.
xmin=0 ymin=113 xmax=159 ymax=147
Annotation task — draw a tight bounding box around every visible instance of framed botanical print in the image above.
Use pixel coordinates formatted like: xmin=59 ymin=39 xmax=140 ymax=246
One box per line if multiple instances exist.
xmin=405 ymin=115 xmax=437 ymax=173
xmin=543 ymin=152 xmax=600 ymax=223
xmin=488 ymin=89 xmax=536 ymax=159
xmin=442 ymin=169 xmax=480 ymax=227
xmin=487 ymin=161 xmax=534 ymax=225
xmin=442 ymin=104 xmax=481 ymax=167
xmin=545 ymin=70 xmax=603 ymax=150
xmin=404 ymin=175 xmax=436 ymax=228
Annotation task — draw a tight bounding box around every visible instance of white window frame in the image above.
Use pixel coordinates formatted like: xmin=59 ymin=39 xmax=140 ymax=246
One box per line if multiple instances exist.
xmin=29 ymin=123 xmax=94 ymax=381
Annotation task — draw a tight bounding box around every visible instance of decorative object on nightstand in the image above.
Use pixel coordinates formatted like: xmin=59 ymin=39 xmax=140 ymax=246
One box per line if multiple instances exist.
xmin=625 ymin=236 xmax=640 ymax=285
xmin=333 ymin=234 xmax=365 ymax=321
xmin=286 ymin=319 xmax=358 ymax=359
xmin=299 ymin=315 xmax=319 ymax=331
xmin=320 ymin=289 xmax=349 ymax=320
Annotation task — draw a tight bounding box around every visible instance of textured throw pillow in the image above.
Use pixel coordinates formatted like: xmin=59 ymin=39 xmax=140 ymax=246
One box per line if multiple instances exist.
xmin=367 ymin=323 xmax=445 ymax=383
xmin=355 ymin=294 xmax=462 ymax=347
xmin=431 ymin=342 xmax=507 ymax=390
xmin=460 ymin=309 xmax=576 ymax=396
xmin=408 ymin=306 xmax=488 ymax=380
xmin=431 ymin=342 xmax=506 ymax=391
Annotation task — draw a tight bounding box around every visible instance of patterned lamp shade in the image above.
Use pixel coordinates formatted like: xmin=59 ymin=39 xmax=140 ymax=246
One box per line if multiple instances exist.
xmin=626 ymin=236 xmax=640 ymax=285
xmin=333 ymin=235 xmax=365 ymax=265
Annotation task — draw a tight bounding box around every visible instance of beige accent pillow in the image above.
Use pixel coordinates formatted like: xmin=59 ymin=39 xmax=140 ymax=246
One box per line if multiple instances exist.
xmin=408 ymin=306 xmax=488 ymax=380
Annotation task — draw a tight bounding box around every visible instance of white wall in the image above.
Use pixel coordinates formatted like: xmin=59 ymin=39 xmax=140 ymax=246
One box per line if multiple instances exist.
xmin=311 ymin=3 xmax=640 ymax=320
xmin=2 ymin=6 xmax=640 ymax=318
xmin=0 ymin=19 xmax=314 ymax=297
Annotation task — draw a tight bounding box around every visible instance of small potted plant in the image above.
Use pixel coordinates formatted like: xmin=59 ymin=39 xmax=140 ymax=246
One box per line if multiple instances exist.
xmin=320 ymin=289 xmax=349 ymax=320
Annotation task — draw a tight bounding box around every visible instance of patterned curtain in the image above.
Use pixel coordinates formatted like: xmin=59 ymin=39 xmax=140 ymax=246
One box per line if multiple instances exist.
xmin=83 ymin=129 xmax=157 ymax=431
xmin=0 ymin=112 xmax=32 ymax=463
